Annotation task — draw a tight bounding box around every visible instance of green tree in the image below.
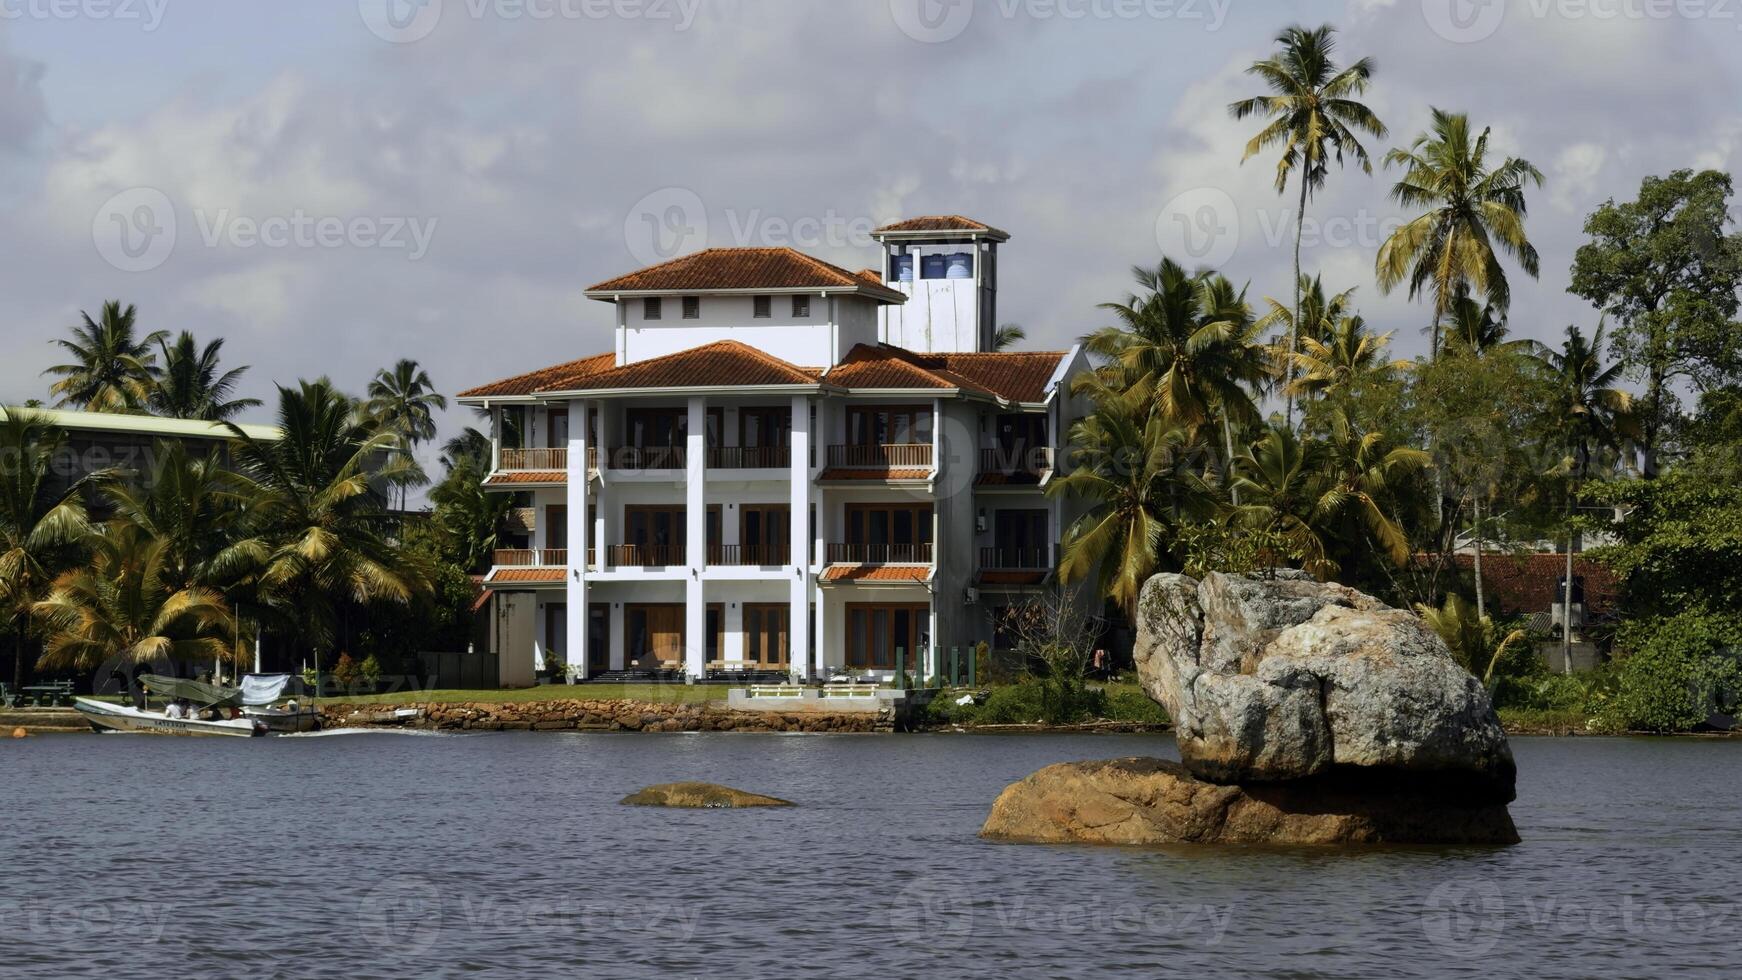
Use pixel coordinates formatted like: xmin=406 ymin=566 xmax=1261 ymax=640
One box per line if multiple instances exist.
xmin=0 ymin=411 xmax=96 ymax=688
xmin=227 ymin=380 xmax=427 ymax=690
xmin=991 ymin=323 xmax=1026 ymax=351
xmin=429 ymin=430 xmax=512 ymax=573
xmin=366 ymin=359 xmax=448 ymax=517
xmin=1377 ymin=110 xmax=1544 ymax=355
xmin=33 ymin=524 xmax=235 ymax=673
xmin=1230 ymin=24 xmax=1385 ymax=425
xmin=147 ymin=331 xmax=262 ymax=422
xmin=1282 ymin=314 xmax=1408 ymax=409
xmin=104 ymin=442 xmax=257 ymax=593
xmin=44 ymin=301 xmax=167 ymax=412
xmin=1569 ymin=169 xmax=1742 ymax=477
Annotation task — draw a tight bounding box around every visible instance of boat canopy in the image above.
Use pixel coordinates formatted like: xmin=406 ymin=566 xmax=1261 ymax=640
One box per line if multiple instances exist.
xmin=137 ymin=674 xmax=243 ymax=709
xmin=240 ymin=674 xmax=292 ymax=706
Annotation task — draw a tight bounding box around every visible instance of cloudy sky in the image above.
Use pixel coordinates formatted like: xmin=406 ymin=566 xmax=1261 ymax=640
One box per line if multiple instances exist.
xmin=2 ymin=0 xmax=1738 ymax=465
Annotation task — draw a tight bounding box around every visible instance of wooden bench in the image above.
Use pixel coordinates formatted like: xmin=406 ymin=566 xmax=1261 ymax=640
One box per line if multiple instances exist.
xmin=18 ymin=681 xmax=74 ymax=707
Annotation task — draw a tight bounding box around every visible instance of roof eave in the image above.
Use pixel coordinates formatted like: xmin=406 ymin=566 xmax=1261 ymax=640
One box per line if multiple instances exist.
xmin=584 ymin=286 xmax=907 ymax=305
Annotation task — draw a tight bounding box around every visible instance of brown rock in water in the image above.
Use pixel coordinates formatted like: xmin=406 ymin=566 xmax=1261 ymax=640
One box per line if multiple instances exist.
xmin=980 ymin=758 xmax=1519 ymax=846
xmin=11 ymin=727 xmax=27 ymax=739
xmin=620 ymin=782 xmax=794 ymax=809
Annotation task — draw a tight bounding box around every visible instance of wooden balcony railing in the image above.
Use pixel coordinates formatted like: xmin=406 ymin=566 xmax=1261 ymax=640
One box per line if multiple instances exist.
xmin=979 ymin=445 xmax=1055 ymax=476
xmin=608 ymin=445 xmax=687 ymax=470
xmin=499 ymin=448 xmax=567 ymax=471
xmin=493 ymin=549 xmax=569 ymax=568
xmin=980 ymin=546 xmax=1054 ymax=570
xmin=709 ymin=544 xmax=791 ymax=566
xmin=826 ymin=444 xmax=933 ymax=469
xmin=826 ymin=543 xmax=934 ymax=565
xmin=706 ymin=446 xmax=792 ymax=469
xmin=607 ymin=544 xmax=687 ymax=567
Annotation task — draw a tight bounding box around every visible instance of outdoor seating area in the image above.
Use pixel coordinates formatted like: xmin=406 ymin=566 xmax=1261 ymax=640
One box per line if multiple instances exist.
xmin=1 ymin=680 xmax=75 ymax=708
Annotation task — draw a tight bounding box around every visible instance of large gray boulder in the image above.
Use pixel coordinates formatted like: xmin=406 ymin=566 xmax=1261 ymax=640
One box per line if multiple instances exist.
xmin=1134 ymin=571 xmax=1516 ymax=802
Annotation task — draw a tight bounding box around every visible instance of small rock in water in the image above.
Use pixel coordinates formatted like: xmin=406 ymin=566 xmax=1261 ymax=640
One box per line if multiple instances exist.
xmin=11 ymin=727 xmax=28 ymax=739
xmin=620 ymin=782 xmax=793 ymax=808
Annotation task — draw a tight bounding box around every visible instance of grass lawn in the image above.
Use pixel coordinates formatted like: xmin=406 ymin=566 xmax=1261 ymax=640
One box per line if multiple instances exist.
xmin=333 ymin=684 xmax=727 ymax=706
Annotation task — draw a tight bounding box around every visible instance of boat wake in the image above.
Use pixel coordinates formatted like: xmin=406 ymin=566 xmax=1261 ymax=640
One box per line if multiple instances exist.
xmin=280 ymin=727 xmax=470 ymax=738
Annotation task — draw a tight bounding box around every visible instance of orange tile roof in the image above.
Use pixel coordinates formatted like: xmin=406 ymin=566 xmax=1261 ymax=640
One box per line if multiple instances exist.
xmin=854 ymin=268 xmax=884 ymax=287
xmin=586 ymin=247 xmax=906 ymax=302
xmin=483 ymin=471 xmax=567 ymax=486
xmin=819 ymin=468 xmax=932 ymax=481
xmin=874 ymin=215 xmax=1009 ymax=239
xmin=486 ymin=568 xmax=566 ymax=585
xmin=459 ymin=353 xmax=614 ymax=399
xmin=560 ymin=340 xmax=821 ymax=391
xmin=820 ymin=565 xmax=933 ymax=584
xmin=825 ymin=345 xmax=1066 ymax=402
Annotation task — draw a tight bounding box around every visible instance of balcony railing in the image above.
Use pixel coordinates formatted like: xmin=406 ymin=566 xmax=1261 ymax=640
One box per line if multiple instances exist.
xmin=826 ymin=543 xmax=934 ymax=565
xmin=609 ymin=445 xmax=687 ymax=471
xmin=493 ymin=549 xmax=569 ymax=568
xmin=499 ymin=448 xmax=567 ymax=471
xmin=706 ymin=446 xmax=792 ymax=469
xmin=710 ymin=544 xmax=792 ymax=566
xmin=980 ymin=546 xmax=1054 ymax=570
xmin=979 ymin=445 xmax=1055 ymax=476
xmin=607 ymin=544 xmax=687 ymax=567
xmin=826 ymin=444 xmax=933 ymax=469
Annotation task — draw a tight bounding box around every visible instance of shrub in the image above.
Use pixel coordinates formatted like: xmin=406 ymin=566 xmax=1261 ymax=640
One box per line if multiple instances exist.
xmin=359 ymin=655 xmax=383 ymax=687
xmin=1602 ymin=613 xmax=1742 ymax=732
xmin=1102 ymin=687 xmax=1169 ymax=724
xmin=331 ymin=653 xmax=360 ymax=688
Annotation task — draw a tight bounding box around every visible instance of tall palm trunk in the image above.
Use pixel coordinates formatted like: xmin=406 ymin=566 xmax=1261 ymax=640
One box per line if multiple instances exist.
xmin=1221 ymin=414 xmax=1241 ymax=507
xmin=1286 ymin=176 xmax=1309 ymax=428
xmin=1561 ymin=445 xmax=1580 ymax=675
xmin=1471 ymin=492 xmax=1486 ymax=621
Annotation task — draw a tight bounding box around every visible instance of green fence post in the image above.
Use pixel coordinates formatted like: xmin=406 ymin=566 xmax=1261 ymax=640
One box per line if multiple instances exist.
xmin=968 ymin=645 xmax=977 ymax=687
xmin=895 ymin=647 xmax=906 ymax=690
xmin=950 ymin=646 xmax=960 ymax=688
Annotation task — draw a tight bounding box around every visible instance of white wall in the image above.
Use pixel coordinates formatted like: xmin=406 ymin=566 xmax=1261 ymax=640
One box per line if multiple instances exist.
xmin=880 ymin=278 xmax=980 ymax=353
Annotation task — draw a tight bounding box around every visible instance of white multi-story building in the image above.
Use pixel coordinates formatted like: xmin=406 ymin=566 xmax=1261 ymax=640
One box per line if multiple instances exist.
xmin=458 ymin=216 xmax=1089 ymax=685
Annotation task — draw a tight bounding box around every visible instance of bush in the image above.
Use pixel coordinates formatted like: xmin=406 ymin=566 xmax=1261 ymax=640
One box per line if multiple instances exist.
xmin=1602 ymin=613 xmax=1742 ymax=732
xmin=1490 ymin=673 xmax=1590 ymax=713
xmin=1102 ymin=687 xmax=1169 ymax=724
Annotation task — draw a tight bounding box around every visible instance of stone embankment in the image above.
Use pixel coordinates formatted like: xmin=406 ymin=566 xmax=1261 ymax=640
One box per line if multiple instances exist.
xmin=319 ymin=698 xmax=895 ymax=733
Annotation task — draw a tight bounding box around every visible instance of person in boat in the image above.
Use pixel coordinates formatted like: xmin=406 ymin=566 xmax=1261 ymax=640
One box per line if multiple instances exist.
xmin=164 ymin=700 xmax=186 ymax=720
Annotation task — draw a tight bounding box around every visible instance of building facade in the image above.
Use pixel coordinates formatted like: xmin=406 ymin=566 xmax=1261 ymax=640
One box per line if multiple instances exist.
xmin=458 ymin=217 xmax=1089 ymax=685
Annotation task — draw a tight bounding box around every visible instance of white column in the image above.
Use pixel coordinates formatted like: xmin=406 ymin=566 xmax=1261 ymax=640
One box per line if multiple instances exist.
xmin=566 ymin=398 xmax=590 ymax=680
xmin=814 ymin=586 xmax=829 ymax=680
xmin=595 ymin=403 xmax=612 ymax=569
xmin=489 ymin=406 xmax=503 ymax=471
xmin=788 ymin=394 xmax=812 ymax=682
xmin=684 ymin=395 xmax=707 ymax=681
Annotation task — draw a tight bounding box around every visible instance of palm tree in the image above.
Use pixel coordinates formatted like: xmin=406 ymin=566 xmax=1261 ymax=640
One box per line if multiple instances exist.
xmin=429 ymin=453 xmax=513 ymax=573
xmin=0 ymin=411 xmax=97 ymax=688
xmin=1230 ymin=423 xmax=1335 ymax=578
xmin=1282 ymin=314 xmax=1409 ymax=405
xmin=148 ymin=331 xmax=262 ymax=421
xmin=1439 ymin=294 xmax=1518 ymax=355
xmin=226 ymin=380 xmax=426 ymax=693
xmin=991 ymin=324 xmax=1027 ymax=351
xmin=1082 ymin=259 xmax=1270 ymax=496
xmin=1230 ymin=24 xmax=1386 ymax=426
xmin=32 ymin=524 xmax=235 ymax=674
xmin=104 ymin=442 xmax=257 ymax=594
xmin=1050 ymin=395 xmax=1211 ymax=619
xmin=366 ymin=359 xmax=448 ymax=516
xmin=1527 ymin=323 xmax=1633 ymax=671
xmin=1316 ymin=408 xmax=1431 ymax=568
xmin=44 ymin=301 xmax=168 ymax=412
xmin=1376 ymin=109 xmax=1544 ymax=355
xmin=1257 ymin=274 xmax=1357 ymax=350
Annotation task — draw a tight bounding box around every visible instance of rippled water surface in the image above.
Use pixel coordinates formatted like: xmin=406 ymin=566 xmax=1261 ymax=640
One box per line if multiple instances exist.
xmin=5 ymin=731 xmax=1739 ymax=978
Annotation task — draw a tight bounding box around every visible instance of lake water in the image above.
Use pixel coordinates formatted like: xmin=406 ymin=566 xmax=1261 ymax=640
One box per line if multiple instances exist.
xmin=4 ymin=731 xmax=1738 ymax=979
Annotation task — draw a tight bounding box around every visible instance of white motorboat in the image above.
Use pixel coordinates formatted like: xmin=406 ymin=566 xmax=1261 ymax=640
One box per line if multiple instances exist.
xmin=74 ymin=697 xmax=266 ymax=737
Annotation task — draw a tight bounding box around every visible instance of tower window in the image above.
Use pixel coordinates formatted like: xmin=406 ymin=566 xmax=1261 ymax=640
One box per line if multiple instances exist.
xmin=753 ymin=296 xmax=772 ymax=319
xmin=792 ymin=295 xmax=811 ymax=318
xmin=682 ymin=296 xmax=700 ymax=319
xmin=643 ymin=297 xmax=662 ymax=320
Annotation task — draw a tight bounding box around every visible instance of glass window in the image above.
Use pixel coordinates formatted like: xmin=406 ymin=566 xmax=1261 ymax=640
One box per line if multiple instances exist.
xmin=753 ymin=296 xmax=772 ymax=318
xmin=644 ymin=297 xmax=662 ymax=320
xmin=682 ymin=296 xmax=700 ymax=319
xmin=792 ymin=295 xmax=811 ymax=317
